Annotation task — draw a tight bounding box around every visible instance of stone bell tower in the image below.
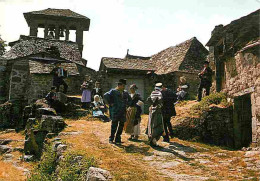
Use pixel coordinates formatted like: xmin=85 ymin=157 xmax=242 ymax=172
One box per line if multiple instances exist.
xmin=23 ymin=8 xmax=90 ymax=54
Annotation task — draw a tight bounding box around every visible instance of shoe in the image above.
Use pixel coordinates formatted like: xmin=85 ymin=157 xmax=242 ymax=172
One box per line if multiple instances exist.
xmin=115 ymin=140 xmax=122 ymax=145
xmin=109 ymin=138 xmax=114 ymax=144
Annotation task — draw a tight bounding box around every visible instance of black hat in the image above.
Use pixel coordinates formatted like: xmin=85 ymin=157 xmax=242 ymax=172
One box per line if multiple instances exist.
xmin=117 ymin=79 xmax=127 ymax=85
xmin=204 ymin=61 xmax=210 ymax=64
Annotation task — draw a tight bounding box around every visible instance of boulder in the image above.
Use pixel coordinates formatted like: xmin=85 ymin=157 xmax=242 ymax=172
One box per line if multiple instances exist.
xmin=24 ymin=129 xmax=48 ymax=158
xmin=56 ymin=144 xmax=67 ymax=157
xmin=36 ymin=108 xmax=57 ymax=119
xmin=86 ymin=167 xmax=112 ymax=181
xmin=40 ymin=115 xmax=66 ymax=133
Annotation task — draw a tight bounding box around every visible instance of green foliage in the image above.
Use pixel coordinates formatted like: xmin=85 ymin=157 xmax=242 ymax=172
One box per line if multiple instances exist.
xmin=28 ymin=145 xmax=96 ymax=181
xmin=57 ymin=151 xmax=96 ymax=181
xmin=191 ymin=92 xmax=231 ymax=114
xmin=28 ymin=144 xmax=57 ymax=181
xmin=0 ymin=35 xmax=7 ymax=56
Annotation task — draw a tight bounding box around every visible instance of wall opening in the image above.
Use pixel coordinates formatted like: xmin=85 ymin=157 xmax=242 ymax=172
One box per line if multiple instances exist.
xmin=233 ymin=93 xmax=252 ymax=148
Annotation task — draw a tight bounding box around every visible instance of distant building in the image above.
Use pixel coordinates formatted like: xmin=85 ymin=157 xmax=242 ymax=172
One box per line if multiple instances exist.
xmin=0 ymin=8 xmax=96 ymax=104
xmin=206 ymin=9 xmax=260 ymax=148
xmin=99 ymin=37 xmax=209 ymax=112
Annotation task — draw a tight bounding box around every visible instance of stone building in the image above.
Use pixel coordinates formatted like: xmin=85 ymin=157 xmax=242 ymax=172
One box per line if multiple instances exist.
xmin=0 ymin=8 xmax=96 ymax=104
xmin=206 ymin=9 xmax=260 ymax=148
xmin=99 ymin=37 xmax=209 ymax=112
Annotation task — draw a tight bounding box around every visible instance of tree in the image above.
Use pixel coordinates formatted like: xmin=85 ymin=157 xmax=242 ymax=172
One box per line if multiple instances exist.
xmin=0 ymin=35 xmax=6 ymax=56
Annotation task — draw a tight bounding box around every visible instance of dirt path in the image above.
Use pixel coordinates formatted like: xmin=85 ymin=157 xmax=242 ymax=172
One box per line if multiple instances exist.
xmin=60 ymin=113 xmax=260 ymax=181
xmin=0 ymin=131 xmax=34 ymax=181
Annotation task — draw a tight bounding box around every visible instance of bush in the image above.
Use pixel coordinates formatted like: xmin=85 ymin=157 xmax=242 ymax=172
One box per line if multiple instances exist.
xmin=191 ymin=93 xmax=231 ymax=113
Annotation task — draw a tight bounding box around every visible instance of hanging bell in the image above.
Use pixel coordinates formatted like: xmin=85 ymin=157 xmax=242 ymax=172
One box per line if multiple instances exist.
xmin=48 ymin=31 xmax=54 ymax=38
xmin=59 ymin=29 xmax=65 ymax=37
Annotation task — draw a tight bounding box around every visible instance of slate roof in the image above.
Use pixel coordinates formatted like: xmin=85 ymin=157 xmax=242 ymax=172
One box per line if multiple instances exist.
xmin=3 ymin=35 xmax=84 ymax=65
xmin=24 ymin=8 xmax=89 ymax=20
xmin=29 ymin=61 xmax=79 ymax=75
xmin=206 ymin=9 xmax=260 ymax=51
xmin=152 ymin=37 xmax=208 ymax=74
xmin=101 ymin=37 xmax=208 ymax=75
xmin=101 ymin=57 xmax=155 ymax=71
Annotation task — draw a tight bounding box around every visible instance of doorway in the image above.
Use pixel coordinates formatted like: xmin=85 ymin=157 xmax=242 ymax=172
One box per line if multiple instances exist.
xmin=233 ymin=94 xmax=252 ymax=148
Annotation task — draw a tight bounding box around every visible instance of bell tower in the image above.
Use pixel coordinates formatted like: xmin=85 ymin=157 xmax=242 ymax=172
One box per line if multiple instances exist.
xmin=24 ymin=8 xmax=90 ymax=54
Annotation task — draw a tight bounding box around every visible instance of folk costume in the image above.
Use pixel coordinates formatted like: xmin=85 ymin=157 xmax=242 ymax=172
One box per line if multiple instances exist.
xmin=198 ymin=61 xmax=213 ymax=101
xmin=51 ymin=65 xmax=68 ymax=94
xmin=81 ymin=79 xmax=93 ymax=109
xmin=91 ymin=95 xmax=109 ymax=122
xmin=147 ymin=84 xmax=165 ymax=146
xmin=161 ymin=87 xmax=177 ymax=142
xmin=104 ymin=79 xmax=132 ymax=144
xmin=124 ymin=84 xmax=143 ymax=139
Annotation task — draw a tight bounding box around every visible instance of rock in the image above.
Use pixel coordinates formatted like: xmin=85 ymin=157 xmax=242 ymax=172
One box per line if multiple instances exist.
xmin=46 ymin=133 xmax=57 ymax=139
xmin=0 ymin=145 xmax=12 ymax=154
xmin=0 ymin=139 xmax=13 ymax=145
xmin=53 ymin=137 xmax=62 ymax=142
xmin=5 ymin=129 xmax=16 ymax=133
xmin=25 ymin=118 xmax=36 ymax=131
xmin=56 ymin=144 xmax=67 ymax=156
xmin=13 ymin=147 xmax=24 ymax=152
xmin=3 ymin=153 xmax=13 ymax=161
xmin=24 ymin=129 xmax=48 ymax=158
xmin=36 ymin=108 xmax=57 ymax=118
xmin=245 ymin=151 xmax=260 ymax=157
xmin=52 ymin=141 xmax=62 ymax=151
xmin=56 ymin=92 xmax=67 ymax=103
xmin=86 ymin=167 xmax=112 ymax=181
xmin=40 ymin=115 xmax=66 ymax=133
xmin=24 ymin=155 xmax=34 ymax=162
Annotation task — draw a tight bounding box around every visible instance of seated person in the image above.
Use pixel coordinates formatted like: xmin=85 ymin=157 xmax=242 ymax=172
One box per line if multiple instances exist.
xmin=45 ymin=86 xmax=64 ymax=113
xmin=176 ymin=76 xmax=190 ymax=101
xmin=91 ymin=95 xmax=110 ymax=122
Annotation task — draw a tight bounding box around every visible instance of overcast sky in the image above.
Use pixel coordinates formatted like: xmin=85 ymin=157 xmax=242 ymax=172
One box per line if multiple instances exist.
xmin=0 ymin=0 xmax=259 ymax=70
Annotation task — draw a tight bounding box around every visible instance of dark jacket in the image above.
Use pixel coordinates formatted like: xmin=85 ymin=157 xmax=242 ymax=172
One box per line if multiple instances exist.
xmin=104 ymin=89 xmax=132 ymax=121
xmin=92 ymin=88 xmax=103 ymax=100
xmin=51 ymin=67 xmax=68 ymax=84
xmin=161 ymin=88 xmax=177 ymax=117
xmin=199 ymin=67 xmax=213 ymax=84
xmin=45 ymin=91 xmax=57 ymax=104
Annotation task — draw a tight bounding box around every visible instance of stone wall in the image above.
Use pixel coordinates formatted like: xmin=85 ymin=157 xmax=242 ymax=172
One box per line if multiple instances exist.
xmin=173 ymin=106 xmax=234 ymax=147
xmin=9 ymin=59 xmax=30 ymax=101
xmin=0 ymin=58 xmax=7 ymax=103
xmin=222 ymin=50 xmax=260 ymax=147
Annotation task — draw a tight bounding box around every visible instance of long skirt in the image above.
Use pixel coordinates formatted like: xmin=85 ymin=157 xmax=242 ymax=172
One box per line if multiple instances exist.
xmin=81 ymin=89 xmax=91 ymax=103
xmin=124 ymin=107 xmax=140 ymax=136
xmin=147 ymin=108 xmax=164 ymax=141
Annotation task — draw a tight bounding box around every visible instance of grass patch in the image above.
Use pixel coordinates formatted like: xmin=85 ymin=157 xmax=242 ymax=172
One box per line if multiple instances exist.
xmin=28 ymin=144 xmax=96 ymax=181
xmin=191 ymin=93 xmax=232 ymax=114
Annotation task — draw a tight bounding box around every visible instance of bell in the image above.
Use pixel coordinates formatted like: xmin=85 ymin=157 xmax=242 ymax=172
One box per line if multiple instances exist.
xmin=49 ymin=31 xmax=54 ymax=38
xmin=59 ymin=29 xmax=65 ymax=37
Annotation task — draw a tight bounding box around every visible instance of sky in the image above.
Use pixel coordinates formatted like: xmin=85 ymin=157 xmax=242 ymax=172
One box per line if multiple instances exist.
xmin=0 ymin=0 xmax=259 ymax=70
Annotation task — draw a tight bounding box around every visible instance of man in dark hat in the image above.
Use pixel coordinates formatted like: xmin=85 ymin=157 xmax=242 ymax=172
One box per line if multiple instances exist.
xmin=161 ymin=83 xmax=177 ymax=142
xmin=197 ymin=61 xmax=213 ymax=101
xmin=104 ymin=79 xmax=132 ymax=145
xmin=50 ymin=62 xmax=68 ymax=94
